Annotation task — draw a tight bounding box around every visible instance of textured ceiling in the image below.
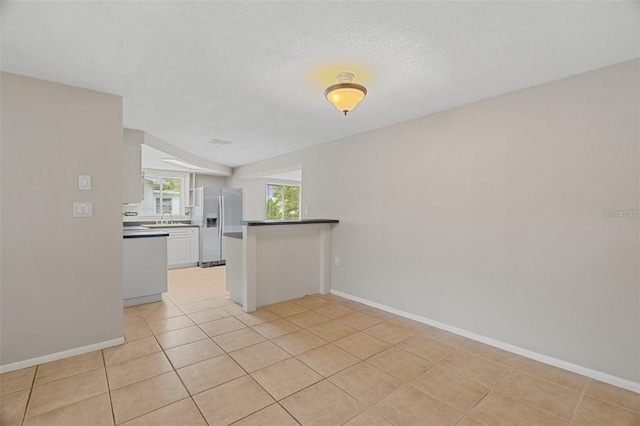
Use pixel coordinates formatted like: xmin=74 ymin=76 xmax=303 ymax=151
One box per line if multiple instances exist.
xmin=2 ymin=1 xmax=638 ymax=167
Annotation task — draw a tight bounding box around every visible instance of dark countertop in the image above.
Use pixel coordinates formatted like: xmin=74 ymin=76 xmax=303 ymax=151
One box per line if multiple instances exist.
xmin=223 ymin=232 xmax=243 ymax=239
xmin=240 ymin=219 xmax=339 ymax=227
xmin=123 ymin=223 xmax=199 ymax=238
xmin=123 ymin=222 xmax=199 ymax=228
xmin=123 ymin=228 xmax=169 ymax=239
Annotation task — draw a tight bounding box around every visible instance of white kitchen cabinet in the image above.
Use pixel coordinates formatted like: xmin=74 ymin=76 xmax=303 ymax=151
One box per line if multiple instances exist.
xmin=152 ymin=226 xmax=199 ymax=269
xmin=190 ymin=227 xmax=199 ymax=263
xmin=123 ymin=234 xmax=168 ymax=306
xmin=168 ymin=229 xmax=191 ymax=267
xmin=187 ymin=172 xmax=196 ymax=207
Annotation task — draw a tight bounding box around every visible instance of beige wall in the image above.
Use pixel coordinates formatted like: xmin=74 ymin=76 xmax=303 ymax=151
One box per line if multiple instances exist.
xmin=230 ymin=60 xmax=640 ymax=383
xmin=1 ymin=73 xmax=124 ymax=367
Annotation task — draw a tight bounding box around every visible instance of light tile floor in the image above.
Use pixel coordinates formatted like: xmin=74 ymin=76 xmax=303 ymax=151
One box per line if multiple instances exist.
xmin=1 ymin=267 xmax=639 ymax=425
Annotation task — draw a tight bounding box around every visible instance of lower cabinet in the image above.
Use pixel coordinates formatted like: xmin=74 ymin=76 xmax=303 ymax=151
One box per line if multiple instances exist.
xmin=164 ymin=227 xmax=200 ymax=269
xmin=168 ymin=230 xmax=190 ymax=266
xmin=190 ymin=227 xmax=199 ymax=263
xmin=123 ymin=235 xmax=168 ymax=306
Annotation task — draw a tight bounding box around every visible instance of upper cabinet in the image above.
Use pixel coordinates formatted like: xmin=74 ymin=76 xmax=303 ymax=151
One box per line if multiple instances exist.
xmin=123 ymin=129 xmax=143 ymax=204
xmin=187 ymin=172 xmax=196 ymax=207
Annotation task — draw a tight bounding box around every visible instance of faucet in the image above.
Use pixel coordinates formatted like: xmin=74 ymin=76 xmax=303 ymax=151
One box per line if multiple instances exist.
xmin=160 ymin=211 xmax=173 ymax=224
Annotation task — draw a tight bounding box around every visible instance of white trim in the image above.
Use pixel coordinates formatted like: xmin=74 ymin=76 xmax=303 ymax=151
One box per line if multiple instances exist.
xmin=330 ymin=289 xmax=640 ymax=393
xmin=167 ymin=262 xmax=198 ymax=270
xmin=140 ymin=168 xmax=189 ymax=217
xmin=124 ymin=294 xmax=162 ymax=307
xmin=0 ymin=337 xmax=125 ymax=374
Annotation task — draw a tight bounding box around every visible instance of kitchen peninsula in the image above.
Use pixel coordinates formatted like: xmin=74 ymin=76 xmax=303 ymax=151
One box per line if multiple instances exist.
xmin=225 ymin=219 xmax=339 ymax=312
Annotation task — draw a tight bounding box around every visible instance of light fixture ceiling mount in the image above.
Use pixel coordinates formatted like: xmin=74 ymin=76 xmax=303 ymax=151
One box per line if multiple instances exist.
xmin=324 ymin=72 xmax=367 ymax=116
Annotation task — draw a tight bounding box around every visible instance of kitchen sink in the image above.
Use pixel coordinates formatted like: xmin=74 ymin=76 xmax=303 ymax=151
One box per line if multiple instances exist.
xmin=143 ymin=223 xmax=195 ymax=229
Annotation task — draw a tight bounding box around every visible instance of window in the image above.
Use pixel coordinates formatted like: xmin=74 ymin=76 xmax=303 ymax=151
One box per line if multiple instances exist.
xmin=140 ymin=170 xmax=187 ymax=216
xmin=266 ymin=183 xmax=300 ymax=220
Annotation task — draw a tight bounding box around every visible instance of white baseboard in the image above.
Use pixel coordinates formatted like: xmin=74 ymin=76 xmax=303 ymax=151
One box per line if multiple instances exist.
xmin=124 ymin=294 xmax=162 ymax=307
xmin=331 ymin=289 xmax=640 ymax=393
xmin=0 ymin=337 xmax=125 ymax=374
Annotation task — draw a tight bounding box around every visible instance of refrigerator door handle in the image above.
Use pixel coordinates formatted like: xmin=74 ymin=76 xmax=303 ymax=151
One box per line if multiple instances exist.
xmin=219 ymin=195 xmax=225 ymax=260
xmin=220 ymin=195 xmax=225 ymax=234
xmin=218 ymin=195 xmax=223 ymax=242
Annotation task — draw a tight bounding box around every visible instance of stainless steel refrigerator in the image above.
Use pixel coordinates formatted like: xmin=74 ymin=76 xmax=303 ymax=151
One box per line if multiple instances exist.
xmin=191 ymin=187 xmax=243 ymax=267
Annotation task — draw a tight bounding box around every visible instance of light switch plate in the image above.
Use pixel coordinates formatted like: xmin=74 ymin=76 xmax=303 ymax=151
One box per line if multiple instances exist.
xmin=73 ymin=202 xmax=93 ymax=217
xmin=78 ymin=175 xmax=92 ymax=190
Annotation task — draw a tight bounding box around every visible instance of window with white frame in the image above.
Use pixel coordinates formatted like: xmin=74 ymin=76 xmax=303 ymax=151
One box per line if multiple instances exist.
xmin=265 ymin=183 xmax=300 ymax=220
xmin=140 ymin=170 xmax=188 ymax=217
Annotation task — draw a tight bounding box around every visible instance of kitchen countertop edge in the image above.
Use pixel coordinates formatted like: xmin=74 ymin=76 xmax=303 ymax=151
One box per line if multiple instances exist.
xmin=239 ymin=219 xmax=339 ymax=226
xmin=123 ymin=223 xmax=199 ymax=228
xmin=123 ymin=230 xmax=170 ymax=239
xmin=223 ymin=232 xmax=243 ymax=239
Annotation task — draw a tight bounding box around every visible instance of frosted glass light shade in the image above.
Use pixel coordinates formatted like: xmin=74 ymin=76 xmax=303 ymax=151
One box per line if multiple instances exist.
xmin=323 ymin=72 xmax=367 ymax=115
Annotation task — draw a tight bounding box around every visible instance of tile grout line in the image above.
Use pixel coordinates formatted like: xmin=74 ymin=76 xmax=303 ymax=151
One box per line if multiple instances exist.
xmin=486 ymin=361 xmax=591 ymax=422
xmin=131 ymin=304 xmax=199 ymax=424
xmin=184 ymin=327 xmax=288 ymax=423
xmin=181 ymin=299 xmax=383 ymax=424
xmin=568 ymin=378 xmax=590 ymax=425
xmin=153 ymin=326 xmax=211 ymax=426
xmin=573 ymin=385 xmax=640 ymax=414
xmin=20 ymin=358 xmax=112 ymax=423
xmin=167 ymin=295 xmax=309 ymax=424
xmin=275 ymin=401 xmax=303 ymax=426
xmin=508 ymin=366 xmax=589 ymax=394
xmin=231 ymin=320 xmax=328 ymax=407
xmin=97 ymin=278 xmax=635 ymax=421
xmin=428 ymin=344 xmax=502 ymax=418
xmin=164 ymin=289 xmax=222 ymax=426
xmin=431 ymin=335 xmax=620 ymax=424
xmin=408 ymin=344 xmax=480 ymax=419
xmin=130 ymin=292 xmax=223 ymax=423
xmin=295 ymin=343 xmax=355 ymax=379
xmin=322 ymin=306 xmax=596 ymax=421
xmin=455 ymin=415 xmax=487 ymax=426
xmin=19 ymin=364 xmax=39 ymax=425
xmin=114 ymin=272 xmax=215 ymax=424
xmin=336 ymin=406 xmax=366 ymax=426
xmin=101 ymin=349 xmax=118 ymax=426
xmin=471 ymin=361 xmax=514 ymax=414
xmin=590 ymin=396 xmax=640 ymax=414
xmin=462 ymin=344 xmax=591 ymax=395
xmin=275 ymin=315 xmax=426 ymax=423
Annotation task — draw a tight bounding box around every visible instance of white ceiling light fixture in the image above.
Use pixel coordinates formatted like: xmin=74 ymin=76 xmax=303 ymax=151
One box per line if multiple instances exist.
xmin=161 ymin=158 xmax=203 ymax=170
xmin=324 ymin=72 xmax=367 ymax=115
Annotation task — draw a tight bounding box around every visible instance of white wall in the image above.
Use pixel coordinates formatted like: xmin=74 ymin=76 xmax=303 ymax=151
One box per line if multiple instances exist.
xmin=144 ymin=132 xmax=231 ymax=176
xmin=1 ymin=73 xmax=124 ymax=368
xmin=194 ymin=174 xmax=228 ymax=188
xmin=230 ymin=60 xmax=640 ymax=384
xmin=230 ymin=177 xmax=302 ymax=221
xmin=122 ymin=128 xmax=143 ymax=204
